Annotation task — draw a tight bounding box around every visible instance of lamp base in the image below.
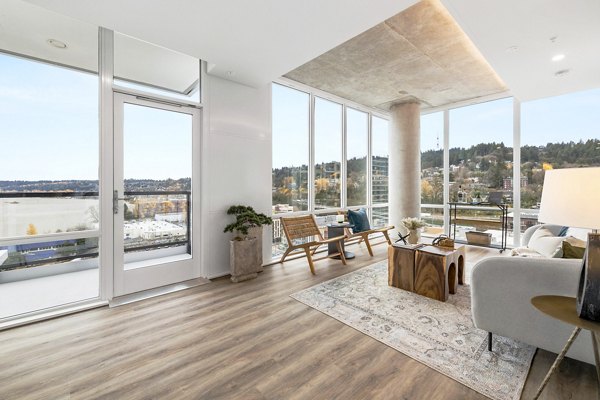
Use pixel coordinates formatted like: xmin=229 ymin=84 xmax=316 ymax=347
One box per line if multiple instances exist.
xmin=576 ymin=233 xmax=600 ymax=321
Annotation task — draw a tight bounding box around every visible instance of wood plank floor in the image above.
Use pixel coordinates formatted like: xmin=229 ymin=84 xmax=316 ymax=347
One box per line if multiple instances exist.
xmin=0 ymin=244 xmax=596 ymax=399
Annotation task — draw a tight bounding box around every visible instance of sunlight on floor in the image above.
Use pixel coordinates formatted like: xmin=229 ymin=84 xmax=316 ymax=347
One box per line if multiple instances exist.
xmin=0 ymin=269 xmax=99 ymax=319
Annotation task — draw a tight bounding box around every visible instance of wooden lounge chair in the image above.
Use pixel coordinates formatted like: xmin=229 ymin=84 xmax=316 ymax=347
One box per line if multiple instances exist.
xmin=279 ymin=215 xmax=347 ymax=274
xmin=338 ymin=210 xmax=394 ymax=256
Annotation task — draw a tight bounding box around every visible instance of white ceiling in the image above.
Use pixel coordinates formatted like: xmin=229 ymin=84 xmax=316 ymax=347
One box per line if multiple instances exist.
xmin=24 ymin=0 xmax=419 ymax=87
xmin=442 ymin=0 xmax=600 ymax=101
xmin=0 ymin=0 xmax=200 ymax=93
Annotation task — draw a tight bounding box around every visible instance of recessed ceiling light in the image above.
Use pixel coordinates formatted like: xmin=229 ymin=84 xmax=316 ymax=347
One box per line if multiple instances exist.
xmin=505 ymin=46 xmax=519 ymax=53
xmin=555 ymin=69 xmax=570 ymax=77
xmin=47 ymin=39 xmax=67 ymax=49
xmin=552 ymin=54 xmax=565 ymax=62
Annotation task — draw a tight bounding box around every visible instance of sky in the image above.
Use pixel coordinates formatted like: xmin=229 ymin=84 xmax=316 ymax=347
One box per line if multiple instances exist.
xmin=1 ymin=52 xmax=599 ymax=178
xmin=0 ymin=53 xmax=192 ymax=181
xmin=274 ymin=84 xmax=600 ymax=167
xmin=422 ymin=91 xmax=600 ymax=151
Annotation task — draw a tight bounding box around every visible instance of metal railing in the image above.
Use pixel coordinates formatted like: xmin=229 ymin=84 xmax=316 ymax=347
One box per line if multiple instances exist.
xmin=0 ymin=190 xmax=191 ymax=271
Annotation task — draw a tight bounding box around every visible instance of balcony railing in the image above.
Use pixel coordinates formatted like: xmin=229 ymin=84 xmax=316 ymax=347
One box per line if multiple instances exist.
xmin=0 ymin=190 xmax=191 ymax=272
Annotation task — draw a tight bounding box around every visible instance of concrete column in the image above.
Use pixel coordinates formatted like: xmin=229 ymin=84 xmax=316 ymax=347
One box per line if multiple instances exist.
xmin=388 ymin=101 xmax=421 ymax=235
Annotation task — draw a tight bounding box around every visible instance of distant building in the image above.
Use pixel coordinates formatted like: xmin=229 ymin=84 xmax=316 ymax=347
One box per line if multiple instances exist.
xmin=124 ymin=220 xmax=185 ymax=240
xmin=502 ymin=176 xmax=528 ymax=190
xmin=372 ymin=157 xmax=388 ymax=203
xmin=272 ymin=204 xmax=293 ymax=213
xmin=155 ymin=213 xmax=186 ymax=223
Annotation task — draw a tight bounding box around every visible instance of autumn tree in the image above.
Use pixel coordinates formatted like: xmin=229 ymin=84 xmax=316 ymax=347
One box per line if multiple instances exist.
xmin=315 ymin=178 xmax=329 ymax=193
xmin=26 ymin=223 xmax=38 ymax=236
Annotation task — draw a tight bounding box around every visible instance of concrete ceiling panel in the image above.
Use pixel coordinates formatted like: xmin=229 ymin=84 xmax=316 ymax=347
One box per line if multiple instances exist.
xmin=284 ymin=0 xmax=508 ymax=111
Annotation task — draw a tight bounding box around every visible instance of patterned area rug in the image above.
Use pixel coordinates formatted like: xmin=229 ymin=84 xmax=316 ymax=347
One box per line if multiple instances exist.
xmin=291 ymin=261 xmax=535 ymax=400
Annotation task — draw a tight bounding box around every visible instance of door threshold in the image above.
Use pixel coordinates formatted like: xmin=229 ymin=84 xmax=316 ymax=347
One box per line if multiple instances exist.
xmin=110 ymin=277 xmax=210 ymax=307
xmin=0 ymin=299 xmax=108 ymax=331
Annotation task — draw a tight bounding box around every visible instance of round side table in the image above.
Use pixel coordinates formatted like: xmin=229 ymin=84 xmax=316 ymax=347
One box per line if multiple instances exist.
xmin=326 ymin=223 xmax=355 ymax=260
xmin=531 ymin=295 xmax=600 ymax=400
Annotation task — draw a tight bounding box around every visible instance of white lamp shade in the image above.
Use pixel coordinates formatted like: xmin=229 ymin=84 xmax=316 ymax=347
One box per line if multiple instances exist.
xmin=538 ymin=167 xmax=600 ymax=229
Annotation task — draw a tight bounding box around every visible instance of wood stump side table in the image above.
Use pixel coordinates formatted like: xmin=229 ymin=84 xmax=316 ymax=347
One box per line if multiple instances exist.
xmin=388 ymin=244 xmax=423 ymax=291
xmin=414 ymin=245 xmax=466 ymax=302
xmin=388 ymin=244 xmax=465 ymax=302
xmin=531 ymin=295 xmax=600 ymax=400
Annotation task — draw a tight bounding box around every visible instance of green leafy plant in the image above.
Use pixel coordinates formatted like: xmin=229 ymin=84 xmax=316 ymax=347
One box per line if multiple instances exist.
xmin=224 ymin=205 xmax=273 ymax=240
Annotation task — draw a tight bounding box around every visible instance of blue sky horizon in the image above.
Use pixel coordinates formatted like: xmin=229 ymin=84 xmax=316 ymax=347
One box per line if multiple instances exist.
xmin=1 ymin=53 xmax=599 ymax=178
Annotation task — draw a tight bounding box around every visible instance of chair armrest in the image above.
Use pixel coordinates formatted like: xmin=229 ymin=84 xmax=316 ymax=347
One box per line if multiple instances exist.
xmin=471 ymin=256 xmax=582 ymax=337
xmin=319 ymin=235 xmax=346 ymax=244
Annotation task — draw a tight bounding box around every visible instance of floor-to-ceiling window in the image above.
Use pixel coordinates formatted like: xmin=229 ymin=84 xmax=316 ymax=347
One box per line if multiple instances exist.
xmin=271 ymin=84 xmax=310 ymax=214
xmin=0 ymin=5 xmax=100 ymax=319
xmin=420 ymin=112 xmax=444 ymax=235
xmin=271 ymin=84 xmax=310 ymax=256
xmin=449 ymin=98 xmax=514 ymax=246
xmin=520 ymin=88 xmax=600 ymax=233
xmin=270 ymin=83 xmax=390 ymax=258
xmin=346 ymin=108 xmax=368 ymax=207
xmin=314 ymin=97 xmax=343 ymax=210
xmin=371 ymin=116 xmax=389 ymax=227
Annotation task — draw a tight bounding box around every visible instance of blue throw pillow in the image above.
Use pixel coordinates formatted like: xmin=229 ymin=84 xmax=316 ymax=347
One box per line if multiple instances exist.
xmin=347 ymin=208 xmax=370 ymax=233
xmin=558 ymin=226 xmax=569 ymax=237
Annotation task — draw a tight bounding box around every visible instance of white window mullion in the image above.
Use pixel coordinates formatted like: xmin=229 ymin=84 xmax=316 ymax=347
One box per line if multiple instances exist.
xmin=513 ymin=98 xmax=522 ymax=246
xmin=309 ymin=94 xmax=315 ymax=213
xmin=443 ymin=110 xmax=450 ymax=234
xmin=341 ymin=105 xmax=347 ymax=209
xmin=367 ymin=113 xmax=373 ymax=222
xmin=98 ymin=27 xmax=114 ymax=301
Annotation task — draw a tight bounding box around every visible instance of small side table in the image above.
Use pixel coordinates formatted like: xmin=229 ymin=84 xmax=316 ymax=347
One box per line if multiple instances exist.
xmin=531 ymin=295 xmax=600 ymax=400
xmin=327 ymin=223 xmax=355 ymax=260
xmin=414 ymin=245 xmax=466 ymax=302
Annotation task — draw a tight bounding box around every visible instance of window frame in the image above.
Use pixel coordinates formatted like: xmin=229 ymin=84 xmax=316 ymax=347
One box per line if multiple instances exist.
xmin=270 ymin=79 xmax=390 ymax=259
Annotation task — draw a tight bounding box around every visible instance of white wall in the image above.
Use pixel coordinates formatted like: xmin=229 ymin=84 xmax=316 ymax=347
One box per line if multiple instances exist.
xmin=202 ymin=76 xmax=272 ymax=279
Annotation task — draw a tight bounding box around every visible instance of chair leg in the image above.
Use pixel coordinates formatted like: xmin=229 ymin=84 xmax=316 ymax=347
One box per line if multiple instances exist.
xmin=488 ymin=332 xmax=493 ymax=352
xmin=363 ymin=235 xmax=373 ymax=256
xmin=382 ymin=231 xmax=391 ymax=245
xmin=311 ymin=245 xmax=319 ymax=256
xmin=280 ymin=247 xmax=292 ymax=264
xmin=304 ymin=247 xmax=316 ymax=275
xmin=336 ymin=241 xmax=347 ymax=265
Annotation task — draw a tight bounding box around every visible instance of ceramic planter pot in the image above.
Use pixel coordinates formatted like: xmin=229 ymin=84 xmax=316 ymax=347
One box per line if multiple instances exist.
xmin=230 ymin=236 xmax=262 ymax=282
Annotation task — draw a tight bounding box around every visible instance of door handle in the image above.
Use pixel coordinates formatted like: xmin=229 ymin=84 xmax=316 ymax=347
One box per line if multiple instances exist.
xmin=113 ymin=190 xmax=127 ymax=214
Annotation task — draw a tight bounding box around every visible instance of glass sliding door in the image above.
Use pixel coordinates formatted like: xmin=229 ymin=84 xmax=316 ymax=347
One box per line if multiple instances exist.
xmin=113 ymin=94 xmax=200 ymax=296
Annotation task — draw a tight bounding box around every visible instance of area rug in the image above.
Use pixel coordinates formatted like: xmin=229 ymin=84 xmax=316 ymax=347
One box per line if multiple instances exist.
xmin=290 ymin=261 xmax=535 ymax=400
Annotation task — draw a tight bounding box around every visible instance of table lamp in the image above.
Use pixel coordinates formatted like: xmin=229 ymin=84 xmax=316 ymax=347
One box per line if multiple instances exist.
xmin=538 ymin=167 xmax=600 ymax=321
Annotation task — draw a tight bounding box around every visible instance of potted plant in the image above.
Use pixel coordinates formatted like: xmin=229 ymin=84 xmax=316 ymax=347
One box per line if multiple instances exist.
xmin=401 ymin=217 xmax=427 ymax=244
xmin=224 ymin=205 xmax=273 ymax=282
xmin=472 ymin=191 xmax=482 ymax=204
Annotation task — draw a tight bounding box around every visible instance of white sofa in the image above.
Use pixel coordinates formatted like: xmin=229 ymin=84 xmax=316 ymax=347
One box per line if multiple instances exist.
xmin=471 ymin=224 xmax=593 ymax=365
